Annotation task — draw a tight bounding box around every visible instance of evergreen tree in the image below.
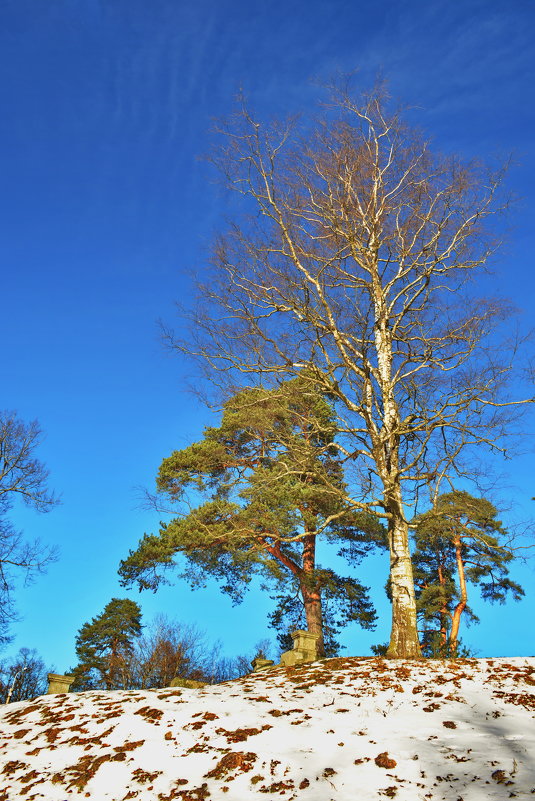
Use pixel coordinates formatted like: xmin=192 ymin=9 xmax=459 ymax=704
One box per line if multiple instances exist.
xmin=412 ymin=491 xmax=524 ymax=656
xmin=72 ymin=598 xmax=142 ymax=690
xmin=120 ymin=380 xmax=382 ymax=656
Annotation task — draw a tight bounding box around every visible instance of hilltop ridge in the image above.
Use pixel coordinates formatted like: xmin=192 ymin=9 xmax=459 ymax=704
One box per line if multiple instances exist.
xmin=0 ymin=656 xmax=533 ymax=800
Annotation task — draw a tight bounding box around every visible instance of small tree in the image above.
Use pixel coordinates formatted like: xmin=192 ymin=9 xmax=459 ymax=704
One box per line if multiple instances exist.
xmin=206 ymin=638 xmax=274 ymax=683
xmin=0 ymin=411 xmax=58 ymax=644
xmin=125 ymin=619 xmax=275 ymax=688
xmin=120 ymin=380 xmax=380 ymax=656
xmin=0 ymin=647 xmax=49 ymax=703
xmin=129 ymin=616 xmax=211 ymax=689
xmin=413 ymin=491 xmax=524 ymax=655
xmin=72 ymin=598 xmax=142 ymax=690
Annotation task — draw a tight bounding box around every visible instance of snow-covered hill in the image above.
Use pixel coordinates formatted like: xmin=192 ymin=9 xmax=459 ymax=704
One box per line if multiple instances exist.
xmin=0 ymin=657 xmax=533 ymax=800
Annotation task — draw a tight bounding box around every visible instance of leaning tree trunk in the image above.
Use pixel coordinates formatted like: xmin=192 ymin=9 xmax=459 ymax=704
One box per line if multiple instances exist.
xmin=449 ymin=536 xmax=468 ymax=655
xmin=437 ymin=563 xmax=450 ymax=648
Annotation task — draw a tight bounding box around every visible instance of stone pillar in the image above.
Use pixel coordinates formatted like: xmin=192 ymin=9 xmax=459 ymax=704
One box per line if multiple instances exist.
xmin=47 ymin=673 xmax=76 ymax=694
xmin=251 ymin=656 xmax=275 ymax=673
xmin=279 ymin=630 xmax=320 ymax=667
xmin=169 ymin=676 xmax=207 ymax=689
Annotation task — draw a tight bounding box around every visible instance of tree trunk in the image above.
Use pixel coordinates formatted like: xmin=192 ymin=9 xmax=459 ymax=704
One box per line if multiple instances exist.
xmin=265 ymin=534 xmax=325 ymax=657
xmin=301 ymin=588 xmax=325 ymax=657
xmin=300 ymin=533 xmax=325 ymax=657
xmin=372 ymin=267 xmax=421 ymax=660
xmin=437 ymin=562 xmax=449 ymax=647
xmin=385 ymin=507 xmax=421 ymax=659
xmin=450 ymin=537 xmax=467 ymax=655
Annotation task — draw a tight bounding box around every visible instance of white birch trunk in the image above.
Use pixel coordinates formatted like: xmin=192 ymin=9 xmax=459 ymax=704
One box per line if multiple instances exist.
xmin=386 ymin=502 xmax=421 ymax=658
xmin=373 ymin=270 xmax=421 ymax=658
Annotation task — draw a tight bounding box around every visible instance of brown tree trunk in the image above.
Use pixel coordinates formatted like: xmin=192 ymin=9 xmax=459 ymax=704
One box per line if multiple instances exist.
xmin=265 ymin=534 xmax=325 ymax=657
xmin=437 ymin=562 xmax=449 ymax=647
xmin=300 ymin=533 xmax=325 ymax=657
xmin=450 ymin=536 xmax=467 ymax=655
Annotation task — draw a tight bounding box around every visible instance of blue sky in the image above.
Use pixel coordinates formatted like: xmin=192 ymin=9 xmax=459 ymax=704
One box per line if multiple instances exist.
xmin=2 ymin=0 xmax=534 ymax=672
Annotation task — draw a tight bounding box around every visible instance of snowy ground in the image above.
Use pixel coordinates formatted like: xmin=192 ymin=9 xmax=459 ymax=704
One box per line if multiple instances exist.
xmin=0 ymin=657 xmax=533 ymax=800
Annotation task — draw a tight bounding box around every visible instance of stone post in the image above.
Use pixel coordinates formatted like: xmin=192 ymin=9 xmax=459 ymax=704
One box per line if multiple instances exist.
xmin=279 ymin=630 xmax=320 ymax=667
xmin=251 ymin=656 xmax=275 ymax=673
xmin=169 ymin=676 xmax=207 ymax=689
xmin=46 ymin=673 xmax=76 ymax=694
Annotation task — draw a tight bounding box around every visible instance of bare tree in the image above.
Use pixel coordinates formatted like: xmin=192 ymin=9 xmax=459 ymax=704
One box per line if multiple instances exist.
xmin=172 ymin=84 xmax=531 ymax=658
xmin=0 ymin=647 xmax=50 ymax=703
xmin=206 ymin=638 xmax=274 ymax=683
xmin=0 ymin=412 xmax=58 ymax=644
xmin=129 ymin=616 xmax=211 ymax=688
xmin=127 ymin=617 xmax=271 ymax=687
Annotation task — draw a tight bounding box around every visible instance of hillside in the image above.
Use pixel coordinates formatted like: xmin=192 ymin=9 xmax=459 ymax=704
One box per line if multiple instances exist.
xmin=0 ymin=657 xmax=533 ymax=800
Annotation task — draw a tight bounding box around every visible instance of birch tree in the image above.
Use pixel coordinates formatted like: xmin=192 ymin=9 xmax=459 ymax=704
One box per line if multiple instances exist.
xmin=174 ymin=85 xmax=530 ymax=657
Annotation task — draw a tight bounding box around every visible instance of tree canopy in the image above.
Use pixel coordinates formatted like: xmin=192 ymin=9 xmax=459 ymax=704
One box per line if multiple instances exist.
xmin=72 ymin=598 xmax=142 ymax=690
xmin=120 ymin=379 xmax=382 ymax=656
xmin=413 ymin=490 xmax=524 ymax=656
xmin=169 ymin=83 xmax=531 ymax=655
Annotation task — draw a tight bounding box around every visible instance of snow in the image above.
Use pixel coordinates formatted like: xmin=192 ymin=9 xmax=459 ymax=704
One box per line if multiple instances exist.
xmin=0 ymin=657 xmax=533 ymax=800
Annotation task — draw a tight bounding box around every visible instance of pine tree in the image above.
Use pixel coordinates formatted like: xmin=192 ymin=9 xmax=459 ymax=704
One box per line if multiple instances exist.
xmin=412 ymin=491 xmax=524 ymax=656
xmin=72 ymin=598 xmax=142 ymax=690
xmin=119 ymin=379 xmax=382 ymax=656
